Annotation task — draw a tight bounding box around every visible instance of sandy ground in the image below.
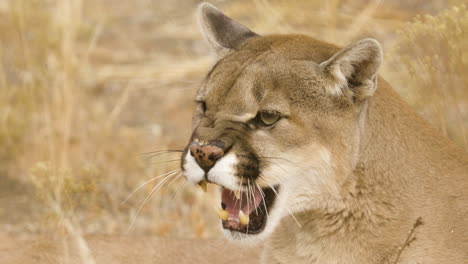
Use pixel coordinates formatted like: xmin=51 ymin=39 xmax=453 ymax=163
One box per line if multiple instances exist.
xmin=0 ymin=232 xmax=261 ymax=264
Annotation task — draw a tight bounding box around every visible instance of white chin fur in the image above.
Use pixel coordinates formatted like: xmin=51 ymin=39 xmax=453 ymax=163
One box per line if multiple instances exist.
xmin=182 ymin=152 xmax=205 ymax=184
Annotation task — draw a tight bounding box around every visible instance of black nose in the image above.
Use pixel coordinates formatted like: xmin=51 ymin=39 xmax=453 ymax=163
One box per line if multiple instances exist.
xmin=189 ymin=143 xmax=224 ymax=172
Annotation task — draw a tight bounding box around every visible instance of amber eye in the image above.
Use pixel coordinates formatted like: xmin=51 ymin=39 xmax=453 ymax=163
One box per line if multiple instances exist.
xmin=258 ymin=112 xmax=281 ymax=126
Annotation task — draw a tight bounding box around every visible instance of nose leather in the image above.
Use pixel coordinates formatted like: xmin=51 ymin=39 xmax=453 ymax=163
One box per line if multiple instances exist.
xmin=189 ymin=143 xmax=224 ymax=172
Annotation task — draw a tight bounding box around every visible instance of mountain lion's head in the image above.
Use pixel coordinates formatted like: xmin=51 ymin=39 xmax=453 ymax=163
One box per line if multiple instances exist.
xmin=181 ymin=3 xmax=382 ymax=243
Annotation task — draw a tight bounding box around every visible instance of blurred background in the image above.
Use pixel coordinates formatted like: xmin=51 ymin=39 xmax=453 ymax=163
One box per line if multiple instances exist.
xmin=0 ymin=0 xmax=466 ymax=254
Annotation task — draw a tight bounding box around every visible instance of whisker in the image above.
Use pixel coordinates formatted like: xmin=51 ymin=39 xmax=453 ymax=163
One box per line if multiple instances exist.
xmin=239 ymin=178 xmax=244 ymax=215
xmin=233 ymin=190 xmax=239 ymax=208
xmin=122 ymin=168 xmax=180 ymax=205
xmin=140 ymin=149 xmax=184 ymax=161
xmin=139 ymin=149 xmax=184 ymax=156
xmin=150 ymin=159 xmax=181 ymax=165
xmin=256 ymin=182 xmax=269 ymax=220
xmin=248 ymin=180 xmax=258 ymax=216
xmin=170 ymin=177 xmax=186 ymax=201
xmin=265 ymin=182 xmax=302 ymax=229
xmin=140 ymin=151 xmax=183 ymax=160
xmin=246 ymin=180 xmax=251 ymax=213
xmin=127 ymin=172 xmax=181 ymax=231
xmin=260 ymin=159 xmax=289 ymax=173
xmin=259 ymin=156 xmax=295 ymax=164
xmin=126 ymin=172 xmax=181 ymax=232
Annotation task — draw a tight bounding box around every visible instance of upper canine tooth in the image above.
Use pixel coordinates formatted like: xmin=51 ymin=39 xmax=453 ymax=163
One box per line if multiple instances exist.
xmin=239 ymin=210 xmax=249 ymax=225
xmin=198 ymin=180 xmax=207 ymax=192
xmin=214 ymin=206 xmax=228 ymax=221
xmin=234 ymin=190 xmax=241 ymax=199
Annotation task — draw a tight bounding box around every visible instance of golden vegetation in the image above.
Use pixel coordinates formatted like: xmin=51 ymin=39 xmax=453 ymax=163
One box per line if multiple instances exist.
xmin=386 ymin=4 xmax=468 ymax=148
xmin=0 ymin=0 xmax=217 ymax=239
xmin=0 ymin=0 xmax=466 ymax=258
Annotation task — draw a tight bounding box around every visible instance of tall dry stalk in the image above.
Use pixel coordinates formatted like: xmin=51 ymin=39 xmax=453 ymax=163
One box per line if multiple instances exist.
xmin=7 ymin=0 xmax=96 ymax=263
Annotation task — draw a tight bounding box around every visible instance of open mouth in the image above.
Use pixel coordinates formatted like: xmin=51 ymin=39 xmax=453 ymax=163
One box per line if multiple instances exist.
xmin=216 ymin=185 xmax=278 ymax=234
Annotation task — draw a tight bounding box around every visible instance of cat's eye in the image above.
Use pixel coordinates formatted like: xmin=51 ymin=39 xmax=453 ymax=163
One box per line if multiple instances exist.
xmin=258 ymin=112 xmax=281 ymax=126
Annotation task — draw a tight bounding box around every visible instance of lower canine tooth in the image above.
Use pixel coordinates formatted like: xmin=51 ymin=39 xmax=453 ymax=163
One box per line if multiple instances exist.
xmin=239 ymin=210 xmax=250 ymax=225
xmin=215 ymin=207 xmax=228 ymax=221
xmin=234 ymin=190 xmax=241 ymax=199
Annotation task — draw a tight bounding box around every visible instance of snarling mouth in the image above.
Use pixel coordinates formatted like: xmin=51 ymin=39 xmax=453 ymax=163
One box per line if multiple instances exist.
xmin=215 ymin=185 xmax=278 ymax=234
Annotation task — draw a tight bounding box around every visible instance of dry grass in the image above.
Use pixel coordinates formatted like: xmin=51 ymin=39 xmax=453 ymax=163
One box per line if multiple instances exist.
xmin=0 ymin=0 xmax=217 ymax=240
xmin=0 ymin=0 xmax=466 ymax=260
xmin=385 ymin=4 xmax=468 ymax=148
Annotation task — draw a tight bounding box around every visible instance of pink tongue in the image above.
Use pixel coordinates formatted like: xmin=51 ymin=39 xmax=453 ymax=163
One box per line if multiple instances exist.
xmin=221 ymin=188 xmax=262 ymax=218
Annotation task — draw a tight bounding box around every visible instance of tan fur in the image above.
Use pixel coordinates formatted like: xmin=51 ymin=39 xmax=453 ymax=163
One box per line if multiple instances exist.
xmin=182 ymin=3 xmax=468 ymax=264
xmin=261 ymin=78 xmax=468 ymax=264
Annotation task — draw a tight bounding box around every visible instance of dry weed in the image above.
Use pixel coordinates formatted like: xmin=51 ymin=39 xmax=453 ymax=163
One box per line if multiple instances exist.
xmin=386 ymin=4 xmax=468 ymax=149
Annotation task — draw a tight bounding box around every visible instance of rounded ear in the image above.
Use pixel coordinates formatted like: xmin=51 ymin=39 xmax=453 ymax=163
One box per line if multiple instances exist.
xmin=320 ymin=38 xmax=383 ymax=100
xmin=197 ymin=2 xmax=258 ymax=56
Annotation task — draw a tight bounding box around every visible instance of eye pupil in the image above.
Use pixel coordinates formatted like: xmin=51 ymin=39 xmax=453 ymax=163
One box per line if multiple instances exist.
xmin=259 ymin=112 xmax=280 ymax=126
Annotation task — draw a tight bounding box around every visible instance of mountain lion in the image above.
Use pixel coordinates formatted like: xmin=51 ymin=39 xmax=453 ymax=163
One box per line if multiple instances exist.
xmin=181 ymin=2 xmax=468 ymax=264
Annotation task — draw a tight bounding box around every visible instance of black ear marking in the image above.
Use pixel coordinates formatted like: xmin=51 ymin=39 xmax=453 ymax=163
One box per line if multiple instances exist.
xmin=197 ymin=2 xmax=259 ymax=56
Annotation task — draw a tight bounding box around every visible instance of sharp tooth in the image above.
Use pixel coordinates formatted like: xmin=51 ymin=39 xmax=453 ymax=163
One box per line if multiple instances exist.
xmin=198 ymin=180 xmax=207 ymax=192
xmin=234 ymin=190 xmax=241 ymax=199
xmin=214 ymin=206 xmax=228 ymax=221
xmin=239 ymin=210 xmax=250 ymax=225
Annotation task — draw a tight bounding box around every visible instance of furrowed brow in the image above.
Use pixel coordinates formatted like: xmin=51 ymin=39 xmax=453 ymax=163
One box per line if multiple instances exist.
xmin=215 ymin=113 xmax=256 ymax=123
